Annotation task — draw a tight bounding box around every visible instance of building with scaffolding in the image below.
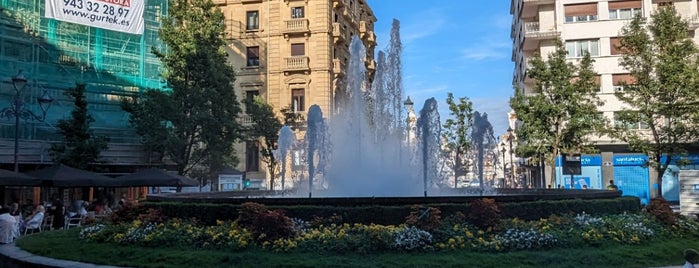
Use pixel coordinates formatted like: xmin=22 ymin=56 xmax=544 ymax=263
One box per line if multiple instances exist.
xmin=0 ymin=0 xmax=167 ymax=173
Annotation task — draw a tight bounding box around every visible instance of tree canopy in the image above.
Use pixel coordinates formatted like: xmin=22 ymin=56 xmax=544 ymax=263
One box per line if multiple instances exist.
xmin=510 ymin=39 xmax=605 ymax=187
xmin=613 ymin=7 xmax=699 ymax=197
xmin=244 ymin=96 xmax=283 ymax=190
xmin=441 ymin=92 xmax=474 ymax=187
xmin=50 ymin=83 xmax=109 ymax=169
xmin=122 ymin=0 xmax=242 ymax=183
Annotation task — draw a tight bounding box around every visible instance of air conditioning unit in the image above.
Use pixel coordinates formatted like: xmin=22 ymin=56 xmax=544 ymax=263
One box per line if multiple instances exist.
xmin=613 ymin=86 xmax=624 ymax=92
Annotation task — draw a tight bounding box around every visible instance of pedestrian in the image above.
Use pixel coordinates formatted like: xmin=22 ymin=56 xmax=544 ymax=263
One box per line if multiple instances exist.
xmin=684 ymin=248 xmax=698 ymax=268
xmin=607 ymin=180 xmax=619 ymax=191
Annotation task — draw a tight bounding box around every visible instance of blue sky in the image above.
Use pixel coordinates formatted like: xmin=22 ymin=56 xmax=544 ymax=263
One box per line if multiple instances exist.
xmin=368 ymin=0 xmax=513 ymax=136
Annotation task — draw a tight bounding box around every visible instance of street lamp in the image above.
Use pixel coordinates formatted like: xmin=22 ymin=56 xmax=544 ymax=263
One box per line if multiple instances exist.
xmin=2 ymin=70 xmax=53 ymax=173
xmin=506 ymin=127 xmax=515 ymax=188
xmin=500 ymin=145 xmax=506 ymax=188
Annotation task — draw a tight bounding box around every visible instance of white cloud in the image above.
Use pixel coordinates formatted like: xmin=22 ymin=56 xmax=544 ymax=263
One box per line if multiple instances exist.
xmin=400 ymin=9 xmax=446 ymax=43
xmin=461 ymin=39 xmax=510 ymax=61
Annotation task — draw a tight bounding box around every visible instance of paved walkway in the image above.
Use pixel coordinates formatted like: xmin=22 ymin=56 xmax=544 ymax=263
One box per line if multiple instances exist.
xmin=0 ymin=243 xmax=127 ymax=268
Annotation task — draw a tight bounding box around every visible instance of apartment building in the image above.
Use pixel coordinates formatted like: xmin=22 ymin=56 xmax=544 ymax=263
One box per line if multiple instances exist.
xmin=510 ymin=0 xmax=699 ymax=203
xmin=0 ymin=0 xmax=167 ymax=173
xmin=214 ymin=0 xmax=377 ymax=183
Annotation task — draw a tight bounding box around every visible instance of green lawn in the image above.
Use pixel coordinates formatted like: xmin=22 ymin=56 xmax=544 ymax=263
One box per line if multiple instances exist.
xmin=15 ymin=228 xmax=697 ymax=268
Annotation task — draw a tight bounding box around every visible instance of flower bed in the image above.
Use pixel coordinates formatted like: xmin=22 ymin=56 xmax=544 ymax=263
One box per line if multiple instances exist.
xmin=78 ymin=199 xmax=699 ymax=254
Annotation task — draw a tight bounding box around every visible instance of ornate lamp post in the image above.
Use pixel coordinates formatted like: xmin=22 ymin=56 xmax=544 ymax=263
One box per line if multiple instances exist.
xmin=506 ymin=127 xmax=515 ymax=188
xmin=500 ymin=145 xmax=506 ymax=188
xmin=1 ymin=70 xmax=53 ymax=173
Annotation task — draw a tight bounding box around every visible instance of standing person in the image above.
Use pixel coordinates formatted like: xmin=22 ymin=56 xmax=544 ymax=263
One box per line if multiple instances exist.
xmin=50 ymin=199 xmax=65 ymax=230
xmin=684 ymin=248 xmax=699 ymax=268
xmin=607 ymin=180 xmax=619 ymax=191
xmin=0 ymin=207 xmax=17 ymax=243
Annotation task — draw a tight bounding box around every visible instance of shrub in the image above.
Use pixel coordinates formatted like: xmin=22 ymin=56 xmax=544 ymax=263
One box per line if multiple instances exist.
xmin=467 ymin=198 xmax=501 ymax=230
xmin=393 ymin=226 xmax=433 ymax=251
xmin=495 ymin=228 xmax=558 ymax=250
xmin=108 ymin=202 xmax=148 ymax=224
xmin=405 ymin=205 xmax=441 ymax=231
xmin=236 ymin=202 xmax=268 ymax=228
xmin=645 ymin=197 xmax=675 ymax=225
xmin=251 ymin=209 xmax=295 ymax=242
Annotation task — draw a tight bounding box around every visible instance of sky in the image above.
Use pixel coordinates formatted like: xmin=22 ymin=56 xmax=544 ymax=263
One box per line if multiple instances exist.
xmin=367 ymin=0 xmax=514 ymax=137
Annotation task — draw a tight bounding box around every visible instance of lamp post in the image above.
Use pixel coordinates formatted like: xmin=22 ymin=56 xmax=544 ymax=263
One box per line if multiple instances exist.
xmin=2 ymin=70 xmax=53 ymax=173
xmin=500 ymin=145 xmax=506 ymax=188
xmin=506 ymin=127 xmax=515 ymax=188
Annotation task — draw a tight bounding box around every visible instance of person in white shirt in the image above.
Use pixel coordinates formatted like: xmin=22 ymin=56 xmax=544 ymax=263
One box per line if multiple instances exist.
xmin=0 ymin=207 xmax=17 ymax=243
xmin=22 ymin=205 xmax=45 ymax=231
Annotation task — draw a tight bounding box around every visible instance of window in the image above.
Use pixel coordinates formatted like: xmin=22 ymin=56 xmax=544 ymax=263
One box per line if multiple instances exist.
xmin=291 ymin=7 xmax=304 ymax=19
xmin=610 ymin=37 xmax=623 ymax=55
xmin=609 ymin=8 xmax=642 ymax=20
xmin=291 ymin=43 xmax=305 ymax=56
xmin=565 ymin=39 xmax=600 ymax=58
xmin=246 ymin=90 xmax=259 ymax=103
xmin=612 ymin=73 xmax=636 ymax=90
xmin=564 ymin=3 xmax=598 ymax=22
xmin=246 ymin=11 xmax=259 ymax=30
xmin=292 ymin=89 xmax=305 ymax=112
xmin=246 ymin=141 xmax=260 ymax=172
xmin=614 ymin=111 xmax=650 ymax=130
xmin=246 ymin=46 xmax=260 ymax=67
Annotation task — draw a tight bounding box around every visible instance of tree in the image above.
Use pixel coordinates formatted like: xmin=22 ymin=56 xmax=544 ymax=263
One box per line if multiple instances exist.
xmin=50 ymin=83 xmax=109 ymax=169
xmin=279 ymin=104 xmax=304 ymax=131
xmin=441 ymin=92 xmax=473 ymax=188
xmin=510 ymin=40 xmax=605 ymax=188
xmin=122 ymin=0 xmax=242 ymax=184
xmin=244 ymin=96 xmax=283 ymax=190
xmin=614 ymin=7 xmax=699 ymax=197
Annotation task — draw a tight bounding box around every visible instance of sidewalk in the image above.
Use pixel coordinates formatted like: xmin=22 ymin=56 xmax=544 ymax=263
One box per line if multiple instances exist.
xmin=0 ymin=243 xmax=127 ymax=268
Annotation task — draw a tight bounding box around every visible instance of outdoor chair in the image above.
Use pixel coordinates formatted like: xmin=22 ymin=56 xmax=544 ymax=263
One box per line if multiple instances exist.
xmin=41 ymin=215 xmax=54 ymax=231
xmin=65 ymin=215 xmax=84 ymax=229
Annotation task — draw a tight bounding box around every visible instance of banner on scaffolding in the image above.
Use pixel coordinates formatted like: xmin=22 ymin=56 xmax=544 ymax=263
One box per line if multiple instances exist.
xmin=44 ymin=0 xmax=144 ymax=35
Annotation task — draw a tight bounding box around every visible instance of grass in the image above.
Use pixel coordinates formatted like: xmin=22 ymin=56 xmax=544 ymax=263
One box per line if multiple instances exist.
xmin=15 ymin=228 xmax=699 ymax=268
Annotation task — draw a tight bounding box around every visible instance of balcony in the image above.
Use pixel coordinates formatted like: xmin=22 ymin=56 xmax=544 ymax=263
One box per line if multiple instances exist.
xmin=366 ymin=31 xmax=376 ymax=45
xmin=332 ymin=22 xmax=347 ymax=44
xmin=523 ymin=22 xmax=560 ymax=40
xmin=333 ymin=58 xmax=346 ymax=76
xmin=522 ymin=0 xmax=555 ymax=5
xmin=365 ymin=59 xmax=376 ymax=71
xmin=239 ymin=114 xmax=254 ymax=127
xmin=689 ymin=15 xmax=699 ymax=30
xmin=283 ymin=18 xmax=310 ymax=38
xmin=211 ymin=0 xmax=226 ymax=4
xmin=359 ymin=21 xmax=368 ymax=37
xmin=283 ymin=56 xmax=310 ymax=73
xmin=332 ymin=0 xmax=345 ymax=9
xmin=241 ymin=0 xmax=262 ymax=3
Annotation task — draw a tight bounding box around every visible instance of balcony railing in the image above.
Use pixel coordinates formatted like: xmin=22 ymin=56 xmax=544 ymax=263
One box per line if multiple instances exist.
xmin=523 ymin=0 xmax=555 ymax=4
xmin=359 ymin=21 xmax=368 ymax=37
xmin=284 ymin=56 xmax=310 ymax=72
xmin=211 ymin=0 xmax=226 ymax=4
xmin=283 ymin=18 xmax=310 ymax=36
xmin=523 ymin=22 xmax=560 ymax=39
xmin=333 ymin=58 xmax=346 ymax=75
xmin=689 ymin=15 xmax=699 ymax=30
xmin=332 ymin=22 xmax=347 ymax=44
xmin=239 ymin=114 xmax=254 ymax=127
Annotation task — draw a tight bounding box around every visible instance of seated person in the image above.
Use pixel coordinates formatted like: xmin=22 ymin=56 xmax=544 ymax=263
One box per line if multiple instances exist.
xmin=0 ymin=207 xmax=17 ymax=243
xmin=22 ymin=205 xmax=45 ymax=231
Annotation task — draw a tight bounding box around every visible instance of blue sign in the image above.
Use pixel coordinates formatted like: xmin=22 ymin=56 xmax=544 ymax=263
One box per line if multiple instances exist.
xmin=659 ymin=154 xmax=699 ymax=165
xmin=613 ymin=155 xmax=648 ymax=166
xmin=556 ymin=155 xmax=602 ymax=166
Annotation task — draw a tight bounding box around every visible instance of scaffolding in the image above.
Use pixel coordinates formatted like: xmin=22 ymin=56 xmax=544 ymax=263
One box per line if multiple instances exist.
xmin=0 ymin=0 xmax=166 ymax=143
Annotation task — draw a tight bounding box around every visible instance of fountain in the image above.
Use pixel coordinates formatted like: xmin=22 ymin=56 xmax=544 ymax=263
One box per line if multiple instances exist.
xmin=277 ymin=126 xmax=296 ymax=193
xmin=470 ymin=111 xmax=496 ymax=193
